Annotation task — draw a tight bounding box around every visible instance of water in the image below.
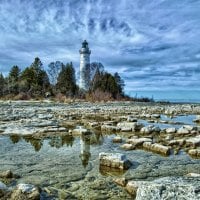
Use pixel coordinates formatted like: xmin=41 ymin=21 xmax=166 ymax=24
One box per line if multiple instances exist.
xmin=0 ymin=115 xmax=200 ymax=199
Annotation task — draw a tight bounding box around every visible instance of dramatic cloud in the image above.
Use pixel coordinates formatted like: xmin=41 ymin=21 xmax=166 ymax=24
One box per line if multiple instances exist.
xmin=0 ymin=0 xmax=199 ymax=100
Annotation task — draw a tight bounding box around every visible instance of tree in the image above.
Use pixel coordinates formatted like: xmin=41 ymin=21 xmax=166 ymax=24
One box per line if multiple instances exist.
xmin=89 ymin=70 xmax=120 ymax=99
xmin=8 ymin=65 xmax=21 ymax=94
xmin=56 ymin=62 xmax=77 ymax=97
xmin=20 ymin=57 xmax=50 ymax=96
xmin=0 ymin=73 xmax=5 ymax=97
xmin=47 ymin=61 xmax=63 ymax=85
xmin=114 ymin=72 xmax=125 ymax=96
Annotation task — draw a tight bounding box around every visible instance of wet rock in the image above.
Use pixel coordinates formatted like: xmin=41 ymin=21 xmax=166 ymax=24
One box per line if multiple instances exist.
xmin=126 ymin=177 xmax=200 ymax=200
xmin=112 ymin=136 xmax=123 ymax=143
xmin=186 ymin=136 xmax=200 ymax=147
xmin=188 ymin=149 xmax=200 ymax=158
xmin=177 ymin=127 xmax=190 ymax=135
xmin=121 ymin=143 xmax=135 ymax=150
xmin=0 ymin=170 xmax=14 ymax=178
xmin=127 ymin=116 xmax=137 ymax=122
xmin=151 ymin=114 xmax=160 ymax=119
xmin=72 ymin=127 xmax=91 ymax=136
xmin=143 ymin=142 xmax=170 ymax=156
xmin=127 ymin=138 xmax=152 ymax=147
xmin=11 ymin=184 xmax=40 ymax=200
xmin=117 ymin=122 xmax=144 ymax=132
xmin=0 ymin=181 xmax=7 ymax=198
xmin=140 ymin=126 xmax=152 ymax=134
xmin=99 ymin=152 xmax=131 ymax=170
xmin=121 ymin=127 xmax=132 ymax=132
xmin=183 ymin=125 xmax=197 ymax=131
xmin=113 ymin=178 xmax=127 ymax=187
xmin=101 ymin=125 xmax=120 ymax=133
xmin=186 ymin=173 xmax=200 ymax=177
xmin=166 ymin=127 xmax=176 ymax=134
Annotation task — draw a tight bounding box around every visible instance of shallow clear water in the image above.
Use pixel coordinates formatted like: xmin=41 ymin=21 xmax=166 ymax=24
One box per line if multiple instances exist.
xmin=0 ymin=114 xmax=200 ymax=199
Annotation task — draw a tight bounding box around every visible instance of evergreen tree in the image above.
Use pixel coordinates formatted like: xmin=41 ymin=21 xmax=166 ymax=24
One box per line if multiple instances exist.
xmin=8 ymin=65 xmax=21 ymax=94
xmin=20 ymin=57 xmax=50 ymax=96
xmin=56 ymin=62 xmax=77 ymax=97
xmin=114 ymin=72 xmax=125 ymax=96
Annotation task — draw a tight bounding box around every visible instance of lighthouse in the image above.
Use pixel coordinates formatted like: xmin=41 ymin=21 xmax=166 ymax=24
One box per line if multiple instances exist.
xmin=79 ymin=40 xmax=91 ymax=90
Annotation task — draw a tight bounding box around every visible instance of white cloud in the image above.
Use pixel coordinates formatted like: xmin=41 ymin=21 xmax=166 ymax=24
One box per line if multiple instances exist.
xmin=0 ymin=0 xmax=199 ymax=99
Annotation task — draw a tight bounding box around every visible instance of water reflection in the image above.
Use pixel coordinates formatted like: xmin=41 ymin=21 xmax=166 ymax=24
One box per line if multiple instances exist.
xmin=9 ymin=131 xmax=104 ymax=167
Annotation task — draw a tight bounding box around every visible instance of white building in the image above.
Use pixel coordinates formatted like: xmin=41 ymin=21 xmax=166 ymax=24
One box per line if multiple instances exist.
xmin=79 ymin=40 xmax=91 ymax=90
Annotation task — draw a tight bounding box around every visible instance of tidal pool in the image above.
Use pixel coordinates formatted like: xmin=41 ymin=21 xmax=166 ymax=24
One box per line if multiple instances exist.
xmin=0 ymin=130 xmax=200 ymax=199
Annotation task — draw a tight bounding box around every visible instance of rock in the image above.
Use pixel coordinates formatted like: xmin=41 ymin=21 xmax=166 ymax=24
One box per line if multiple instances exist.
xmin=112 ymin=136 xmax=123 ymax=143
xmin=127 ymin=116 xmax=137 ymax=122
xmin=183 ymin=125 xmax=197 ymax=131
xmin=101 ymin=125 xmax=120 ymax=133
xmin=140 ymin=126 xmax=152 ymax=134
xmin=177 ymin=127 xmax=190 ymax=135
xmin=186 ymin=136 xmax=200 ymax=147
xmin=143 ymin=142 xmax=170 ymax=156
xmin=99 ymin=152 xmax=131 ymax=170
xmin=168 ymin=139 xmax=185 ymax=146
xmin=127 ymin=138 xmax=152 ymax=147
xmin=188 ymin=149 xmax=200 ymax=158
xmin=125 ymin=181 xmax=139 ymax=197
xmin=11 ymin=184 xmax=40 ymax=200
xmin=121 ymin=143 xmax=135 ymax=150
xmin=166 ymin=127 xmax=176 ymax=134
xmin=113 ymin=178 xmax=127 ymax=187
xmin=0 ymin=181 xmax=7 ymax=198
xmin=121 ymin=127 xmax=132 ymax=132
xmin=0 ymin=170 xmax=13 ymax=178
xmin=125 ymin=177 xmax=200 ymax=200
xmin=151 ymin=126 xmax=161 ymax=133
xmin=186 ymin=173 xmax=200 ymax=177
xmin=151 ymin=114 xmax=160 ymax=119
xmin=72 ymin=127 xmax=91 ymax=136
xmin=165 ymin=134 xmax=174 ymax=141
xmin=117 ymin=122 xmax=144 ymax=132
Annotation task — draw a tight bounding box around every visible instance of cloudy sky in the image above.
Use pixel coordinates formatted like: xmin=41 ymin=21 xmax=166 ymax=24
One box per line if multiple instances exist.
xmin=0 ymin=0 xmax=199 ymax=101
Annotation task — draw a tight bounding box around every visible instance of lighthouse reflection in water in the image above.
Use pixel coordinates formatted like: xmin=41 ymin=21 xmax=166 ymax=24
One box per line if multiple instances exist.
xmin=80 ymin=132 xmax=104 ymax=168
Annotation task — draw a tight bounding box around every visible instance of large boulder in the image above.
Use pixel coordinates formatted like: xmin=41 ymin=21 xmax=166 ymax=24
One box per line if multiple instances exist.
xmin=99 ymin=152 xmax=131 ymax=170
xmin=125 ymin=177 xmax=200 ymax=200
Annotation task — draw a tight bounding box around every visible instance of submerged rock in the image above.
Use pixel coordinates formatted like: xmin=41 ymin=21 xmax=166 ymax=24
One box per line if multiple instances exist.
xmin=99 ymin=152 xmax=131 ymax=170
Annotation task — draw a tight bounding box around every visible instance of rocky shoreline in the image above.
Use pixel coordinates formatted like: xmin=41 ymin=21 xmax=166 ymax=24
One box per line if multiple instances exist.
xmin=0 ymin=101 xmax=200 ymax=199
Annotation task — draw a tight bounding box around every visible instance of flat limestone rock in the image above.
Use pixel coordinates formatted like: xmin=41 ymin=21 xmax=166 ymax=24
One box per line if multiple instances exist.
xmin=99 ymin=152 xmax=131 ymax=170
xmin=127 ymin=138 xmax=152 ymax=146
xmin=143 ymin=142 xmax=170 ymax=156
xmin=125 ymin=177 xmax=200 ymax=200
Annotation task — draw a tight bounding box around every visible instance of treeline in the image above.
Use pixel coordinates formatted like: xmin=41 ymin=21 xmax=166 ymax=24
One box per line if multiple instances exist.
xmin=0 ymin=57 xmax=126 ymax=101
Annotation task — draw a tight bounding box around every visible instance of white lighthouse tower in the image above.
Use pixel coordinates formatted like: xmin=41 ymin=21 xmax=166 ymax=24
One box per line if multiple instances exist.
xmin=79 ymin=40 xmax=91 ymax=90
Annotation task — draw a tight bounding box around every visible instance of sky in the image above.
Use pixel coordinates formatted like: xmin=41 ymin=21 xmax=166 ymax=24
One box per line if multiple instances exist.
xmin=0 ymin=0 xmax=200 ymax=101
